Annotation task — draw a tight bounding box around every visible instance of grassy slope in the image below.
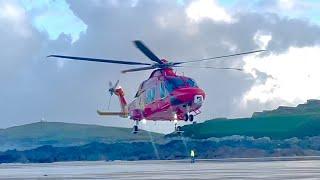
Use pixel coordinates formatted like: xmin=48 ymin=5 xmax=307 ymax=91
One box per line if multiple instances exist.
xmin=0 ymin=122 xmax=163 ymax=150
xmin=182 ymin=115 xmax=320 ymax=140
xmin=182 ymin=100 xmax=320 ymax=139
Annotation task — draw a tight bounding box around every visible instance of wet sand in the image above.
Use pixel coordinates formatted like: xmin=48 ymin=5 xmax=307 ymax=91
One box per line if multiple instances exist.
xmin=0 ymin=157 xmax=320 ymax=179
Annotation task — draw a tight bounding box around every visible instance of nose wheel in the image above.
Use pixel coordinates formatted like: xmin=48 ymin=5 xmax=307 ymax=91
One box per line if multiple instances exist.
xmin=189 ymin=114 xmax=194 ymax=122
xmin=184 ymin=105 xmax=196 ymax=123
xmin=184 ymin=114 xmax=189 ymax=121
xmin=184 ymin=113 xmax=195 ymax=122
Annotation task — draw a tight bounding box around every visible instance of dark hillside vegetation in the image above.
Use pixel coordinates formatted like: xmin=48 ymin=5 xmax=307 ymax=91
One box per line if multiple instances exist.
xmin=181 ymin=100 xmax=320 ymax=139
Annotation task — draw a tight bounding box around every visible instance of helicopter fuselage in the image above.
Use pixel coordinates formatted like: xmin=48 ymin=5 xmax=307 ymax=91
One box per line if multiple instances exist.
xmin=127 ymin=68 xmax=205 ymax=121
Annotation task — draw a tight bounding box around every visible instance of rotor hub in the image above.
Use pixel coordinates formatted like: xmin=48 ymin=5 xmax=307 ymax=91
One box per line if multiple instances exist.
xmin=161 ymin=59 xmax=168 ymax=63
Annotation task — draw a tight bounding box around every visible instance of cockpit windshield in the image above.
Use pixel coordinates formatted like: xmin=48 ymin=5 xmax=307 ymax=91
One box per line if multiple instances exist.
xmin=165 ymin=77 xmax=198 ymax=93
xmin=186 ymin=78 xmax=197 ymax=87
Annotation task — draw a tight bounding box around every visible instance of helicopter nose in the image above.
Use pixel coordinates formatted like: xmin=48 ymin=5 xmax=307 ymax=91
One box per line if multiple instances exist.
xmin=170 ymin=87 xmax=205 ymax=106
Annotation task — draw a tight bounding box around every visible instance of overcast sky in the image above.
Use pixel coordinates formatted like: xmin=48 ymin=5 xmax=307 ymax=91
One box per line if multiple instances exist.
xmin=1 ymin=0 xmax=320 ymax=133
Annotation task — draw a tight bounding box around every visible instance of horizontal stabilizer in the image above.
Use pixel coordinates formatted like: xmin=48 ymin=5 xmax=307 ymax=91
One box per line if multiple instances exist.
xmin=97 ymin=110 xmax=128 ymax=116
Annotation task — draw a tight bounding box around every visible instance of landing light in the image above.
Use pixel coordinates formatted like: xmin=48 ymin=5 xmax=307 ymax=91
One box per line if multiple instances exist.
xmin=174 ymin=114 xmax=177 ymax=120
xmin=142 ymin=119 xmax=147 ymax=124
xmin=174 ymin=120 xmax=178 ymax=124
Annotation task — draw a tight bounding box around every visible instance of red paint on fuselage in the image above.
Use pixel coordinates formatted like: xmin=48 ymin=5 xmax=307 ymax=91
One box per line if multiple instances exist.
xmin=128 ymin=68 xmax=205 ymax=121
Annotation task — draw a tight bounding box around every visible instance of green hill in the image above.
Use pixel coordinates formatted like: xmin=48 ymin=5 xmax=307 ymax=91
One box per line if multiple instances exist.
xmin=182 ymin=100 xmax=320 ymax=140
xmin=3 ymin=100 xmax=320 ymax=151
xmin=0 ymin=122 xmax=163 ymax=151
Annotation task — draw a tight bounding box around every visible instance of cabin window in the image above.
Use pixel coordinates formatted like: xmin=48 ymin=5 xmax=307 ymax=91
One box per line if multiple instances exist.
xmin=139 ymin=92 xmax=145 ymax=107
xmin=146 ymin=87 xmax=156 ymax=104
xmin=160 ymin=82 xmax=166 ymax=98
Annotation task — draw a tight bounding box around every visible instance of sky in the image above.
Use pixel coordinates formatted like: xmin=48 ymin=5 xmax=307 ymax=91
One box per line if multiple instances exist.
xmin=1 ymin=0 xmax=320 ymax=133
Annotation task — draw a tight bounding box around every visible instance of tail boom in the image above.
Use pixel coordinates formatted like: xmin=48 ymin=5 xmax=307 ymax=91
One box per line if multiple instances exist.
xmin=98 ymin=87 xmax=129 ymax=118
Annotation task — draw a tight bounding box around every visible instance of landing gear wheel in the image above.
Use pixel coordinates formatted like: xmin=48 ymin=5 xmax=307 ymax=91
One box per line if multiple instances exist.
xmin=133 ymin=125 xmax=139 ymax=134
xmin=189 ymin=114 xmax=194 ymax=122
xmin=184 ymin=114 xmax=189 ymax=121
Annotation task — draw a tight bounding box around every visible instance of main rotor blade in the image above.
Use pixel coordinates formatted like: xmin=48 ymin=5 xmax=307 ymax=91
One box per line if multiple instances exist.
xmin=47 ymin=55 xmax=152 ymax=66
xmin=133 ymin=40 xmax=163 ymax=64
xmin=121 ymin=66 xmax=156 ymax=73
xmin=174 ymin=65 xmax=243 ymax=71
xmin=174 ymin=50 xmax=266 ymax=65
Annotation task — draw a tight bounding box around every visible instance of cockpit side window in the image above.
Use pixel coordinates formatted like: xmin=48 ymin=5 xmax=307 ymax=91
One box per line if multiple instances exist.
xmin=165 ymin=77 xmax=185 ymax=93
xmin=164 ymin=77 xmax=198 ymax=93
xmin=186 ymin=78 xmax=198 ymax=87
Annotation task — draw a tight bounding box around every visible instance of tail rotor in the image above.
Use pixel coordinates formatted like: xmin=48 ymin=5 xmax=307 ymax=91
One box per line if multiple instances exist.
xmin=107 ymin=80 xmax=119 ymax=110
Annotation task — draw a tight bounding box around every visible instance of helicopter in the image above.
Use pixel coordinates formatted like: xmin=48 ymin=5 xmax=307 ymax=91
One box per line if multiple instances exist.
xmin=48 ymin=40 xmax=265 ymax=133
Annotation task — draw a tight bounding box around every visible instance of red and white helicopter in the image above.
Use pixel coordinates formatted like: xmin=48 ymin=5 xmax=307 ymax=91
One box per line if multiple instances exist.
xmin=48 ymin=41 xmax=264 ymax=133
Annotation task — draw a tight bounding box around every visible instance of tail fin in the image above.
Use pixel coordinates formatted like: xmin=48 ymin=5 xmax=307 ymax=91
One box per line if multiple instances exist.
xmin=98 ymin=87 xmax=129 ymax=118
xmin=114 ymin=87 xmax=128 ymax=117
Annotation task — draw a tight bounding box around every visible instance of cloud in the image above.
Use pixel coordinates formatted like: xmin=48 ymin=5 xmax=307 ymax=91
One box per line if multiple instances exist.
xmin=278 ymin=0 xmax=295 ymax=10
xmin=232 ymin=0 xmax=320 ymax=25
xmin=186 ymin=0 xmax=233 ymax=23
xmin=0 ymin=1 xmax=31 ymax=37
xmin=65 ymin=1 xmax=320 ymax=122
xmin=254 ymin=31 xmax=272 ymax=50
xmin=0 ymin=1 xmax=37 ymax=79
xmin=20 ymin=0 xmax=87 ymax=42
xmin=1 ymin=0 xmax=320 ymax=133
xmin=243 ymin=46 xmax=320 ymax=107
